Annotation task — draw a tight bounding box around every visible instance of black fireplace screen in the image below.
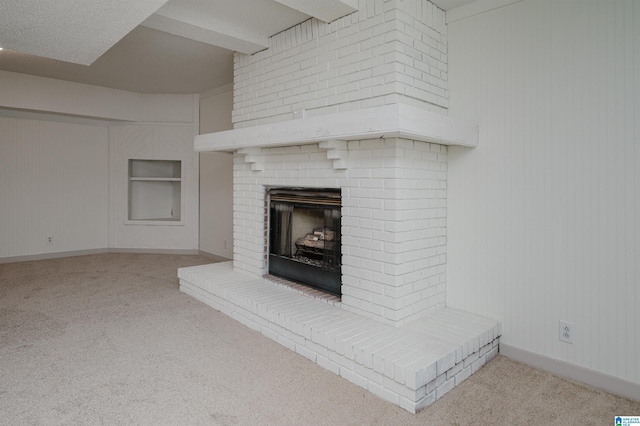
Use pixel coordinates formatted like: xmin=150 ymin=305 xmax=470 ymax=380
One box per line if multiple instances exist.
xmin=268 ymin=188 xmax=341 ymax=296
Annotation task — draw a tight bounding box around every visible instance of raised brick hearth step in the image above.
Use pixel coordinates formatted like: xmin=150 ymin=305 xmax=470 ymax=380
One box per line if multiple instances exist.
xmin=178 ymin=262 xmax=501 ymax=413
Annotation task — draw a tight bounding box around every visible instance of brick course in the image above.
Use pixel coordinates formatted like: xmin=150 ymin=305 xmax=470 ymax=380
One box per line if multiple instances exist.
xmin=233 ymin=0 xmax=448 ymax=128
xmin=233 ymin=137 xmax=446 ymax=326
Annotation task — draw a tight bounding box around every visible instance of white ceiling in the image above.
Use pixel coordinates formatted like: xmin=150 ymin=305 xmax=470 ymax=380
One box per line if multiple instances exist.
xmin=0 ymin=0 xmax=472 ymax=94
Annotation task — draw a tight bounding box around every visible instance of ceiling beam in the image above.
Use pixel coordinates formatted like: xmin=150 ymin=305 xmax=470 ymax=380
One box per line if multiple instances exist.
xmin=272 ymin=0 xmax=358 ymax=23
xmin=141 ymin=13 xmax=268 ymax=55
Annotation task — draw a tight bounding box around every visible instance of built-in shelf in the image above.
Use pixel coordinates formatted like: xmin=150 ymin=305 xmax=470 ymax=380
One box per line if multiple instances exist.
xmin=128 ymin=159 xmax=183 ymax=224
xmin=130 ymin=177 xmax=181 ymax=182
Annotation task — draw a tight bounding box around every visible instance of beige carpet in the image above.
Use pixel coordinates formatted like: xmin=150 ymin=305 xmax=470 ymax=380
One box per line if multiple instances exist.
xmin=1 ymin=253 xmax=638 ymax=425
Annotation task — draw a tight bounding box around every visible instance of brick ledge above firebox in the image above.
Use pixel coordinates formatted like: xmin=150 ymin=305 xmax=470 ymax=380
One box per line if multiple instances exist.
xmin=194 ymin=104 xmax=479 ymax=152
xmin=178 ymin=262 xmax=501 ymax=413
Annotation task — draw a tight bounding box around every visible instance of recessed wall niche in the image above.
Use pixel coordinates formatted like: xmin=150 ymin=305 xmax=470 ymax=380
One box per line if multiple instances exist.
xmin=128 ymin=159 xmax=182 ymax=223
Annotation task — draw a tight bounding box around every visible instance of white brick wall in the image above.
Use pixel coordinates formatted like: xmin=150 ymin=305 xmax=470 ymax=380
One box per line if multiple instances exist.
xmin=233 ymin=137 xmax=447 ymax=326
xmin=232 ymin=0 xmax=448 ymax=128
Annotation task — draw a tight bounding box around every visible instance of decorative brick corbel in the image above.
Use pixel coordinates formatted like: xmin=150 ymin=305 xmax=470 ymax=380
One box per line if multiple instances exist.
xmin=237 ymin=147 xmax=263 ymax=171
xmin=318 ymin=139 xmax=348 ymax=170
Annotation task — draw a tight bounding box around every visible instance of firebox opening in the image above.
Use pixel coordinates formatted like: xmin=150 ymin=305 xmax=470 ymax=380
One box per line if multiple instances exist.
xmin=268 ymin=188 xmax=341 ymax=296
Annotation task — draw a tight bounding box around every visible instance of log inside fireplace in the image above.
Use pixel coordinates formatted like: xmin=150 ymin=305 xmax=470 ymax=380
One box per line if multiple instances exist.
xmin=268 ymin=188 xmax=341 ymax=296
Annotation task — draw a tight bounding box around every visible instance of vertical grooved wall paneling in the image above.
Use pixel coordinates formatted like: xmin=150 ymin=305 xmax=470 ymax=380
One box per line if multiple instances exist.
xmin=0 ymin=116 xmax=109 ymax=258
xmin=447 ymin=0 xmax=639 ymax=384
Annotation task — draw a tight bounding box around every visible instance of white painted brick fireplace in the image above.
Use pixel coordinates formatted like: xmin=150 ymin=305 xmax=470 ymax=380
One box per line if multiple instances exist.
xmin=179 ymin=0 xmax=501 ymax=413
xmin=233 ymin=136 xmax=449 ymax=326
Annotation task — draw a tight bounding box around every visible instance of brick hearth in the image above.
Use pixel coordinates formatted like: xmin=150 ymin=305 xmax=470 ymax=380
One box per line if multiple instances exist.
xmin=179 ymin=262 xmax=500 ymax=413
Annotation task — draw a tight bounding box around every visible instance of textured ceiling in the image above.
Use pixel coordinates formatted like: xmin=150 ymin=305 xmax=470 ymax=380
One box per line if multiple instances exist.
xmin=0 ymin=0 xmax=170 ymax=65
xmin=0 ymin=0 xmax=475 ymax=94
xmin=0 ymin=27 xmax=234 ymax=94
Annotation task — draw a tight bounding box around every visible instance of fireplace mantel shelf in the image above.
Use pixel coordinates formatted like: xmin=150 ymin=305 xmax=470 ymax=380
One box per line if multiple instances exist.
xmin=195 ymin=104 xmax=479 ymax=152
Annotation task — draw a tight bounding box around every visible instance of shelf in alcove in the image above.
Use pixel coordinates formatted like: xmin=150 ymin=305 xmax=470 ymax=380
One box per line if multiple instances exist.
xmin=130 ymin=177 xmax=182 ymax=182
xmin=124 ymin=217 xmax=183 ymax=226
xmin=128 ymin=159 xmax=183 ymax=224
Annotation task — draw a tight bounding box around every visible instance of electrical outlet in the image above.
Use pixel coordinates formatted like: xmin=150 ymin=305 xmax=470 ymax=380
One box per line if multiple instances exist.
xmin=46 ymin=236 xmax=54 ymax=245
xmin=224 ymin=240 xmax=228 ymax=250
xmin=559 ymin=320 xmax=574 ymax=344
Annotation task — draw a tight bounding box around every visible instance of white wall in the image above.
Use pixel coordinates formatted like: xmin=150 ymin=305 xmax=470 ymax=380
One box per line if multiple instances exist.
xmin=447 ymin=0 xmax=639 ymax=385
xmin=0 ymin=115 xmax=109 ymax=258
xmin=199 ymin=87 xmax=234 ymax=259
xmin=0 ymin=70 xmax=196 ymax=123
xmin=110 ymin=123 xmax=200 ymax=251
xmin=1 ymin=73 xmax=200 ymax=259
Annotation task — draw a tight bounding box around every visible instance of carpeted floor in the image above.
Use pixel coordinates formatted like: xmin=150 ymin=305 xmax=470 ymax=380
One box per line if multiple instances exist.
xmin=1 ymin=253 xmax=638 ymax=425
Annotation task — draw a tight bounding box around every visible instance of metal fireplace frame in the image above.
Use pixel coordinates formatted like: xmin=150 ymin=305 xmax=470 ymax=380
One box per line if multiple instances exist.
xmin=267 ymin=188 xmax=341 ymax=296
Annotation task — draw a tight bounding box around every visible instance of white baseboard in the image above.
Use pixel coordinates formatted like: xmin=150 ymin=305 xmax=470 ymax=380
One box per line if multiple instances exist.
xmin=198 ymin=250 xmax=232 ymax=262
xmin=500 ymin=343 xmax=640 ymax=401
xmin=0 ymin=249 xmax=109 ymax=264
xmin=108 ymin=248 xmax=200 ymax=255
xmin=0 ymin=248 xmax=200 ymax=264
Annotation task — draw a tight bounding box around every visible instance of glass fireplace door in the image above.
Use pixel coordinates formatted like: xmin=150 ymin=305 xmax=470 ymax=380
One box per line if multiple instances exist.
xmin=268 ymin=188 xmax=341 ymax=296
